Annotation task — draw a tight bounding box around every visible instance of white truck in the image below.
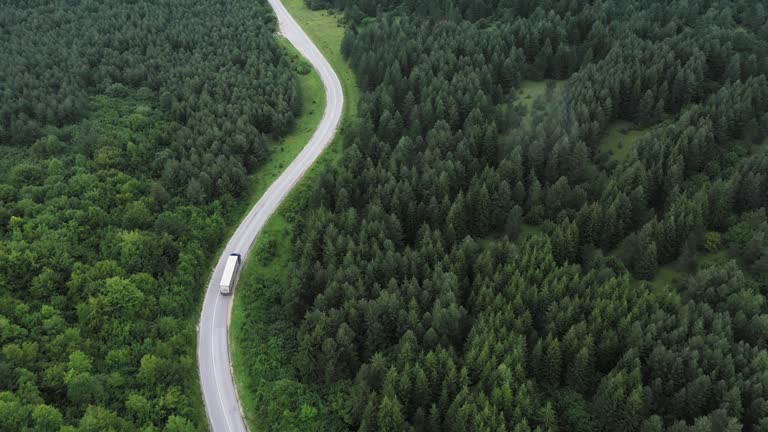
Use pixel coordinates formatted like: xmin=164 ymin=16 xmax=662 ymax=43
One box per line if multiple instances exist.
xmin=219 ymin=253 xmax=242 ymax=295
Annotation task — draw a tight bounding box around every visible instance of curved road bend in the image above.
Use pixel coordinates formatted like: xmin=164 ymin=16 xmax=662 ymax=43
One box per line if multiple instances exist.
xmin=197 ymin=0 xmax=344 ymax=430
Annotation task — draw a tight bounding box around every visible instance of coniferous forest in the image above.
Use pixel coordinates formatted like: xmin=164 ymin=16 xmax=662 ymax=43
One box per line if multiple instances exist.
xmin=2 ymin=0 xmax=768 ymax=430
xmin=0 ymin=0 xmax=299 ymax=430
xmin=237 ymin=0 xmax=768 ymax=430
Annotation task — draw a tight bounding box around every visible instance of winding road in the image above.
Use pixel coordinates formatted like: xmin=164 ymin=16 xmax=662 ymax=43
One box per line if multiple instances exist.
xmin=196 ymin=0 xmax=343 ymax=430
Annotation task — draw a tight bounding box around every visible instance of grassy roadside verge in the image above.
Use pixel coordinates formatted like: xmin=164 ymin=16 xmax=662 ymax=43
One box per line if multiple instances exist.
xmin=230 ymin=1 xmax=360 ymax=431
xmin=282 ymin=0 xmax=359 ymax=122
xmin=190 ymin=34 xmax=326 ymax=426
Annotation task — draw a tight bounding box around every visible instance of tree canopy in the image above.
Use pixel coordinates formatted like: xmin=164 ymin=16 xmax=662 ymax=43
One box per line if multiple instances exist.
xmin=236 ymin=0 xmax=768 ymax=430
xmin=0 ymin=0 xmax=301 ymax=429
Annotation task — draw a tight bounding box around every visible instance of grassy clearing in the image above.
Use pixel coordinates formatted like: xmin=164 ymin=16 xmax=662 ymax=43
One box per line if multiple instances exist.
xmin=231 ymin=1 xmax=361 ymax=430
xmin=598 ymin=120 xmax=648 ymax=162
xmin=649 ymin=264 xmax=683 ymax=289
xmin=751 ymin=136 xmax=768 ymax=155
xmin=641 ymin=264 xmax=684 ymax=309
xmin=698 ymin=250 xmax=731 ymax=268
xmin=519 ymin=223 xmax=543 ymax=239
xmin=646 ymin=249 xmax=733 ymax=296
xmin=516 ymin=80 xmax=565 ymax=127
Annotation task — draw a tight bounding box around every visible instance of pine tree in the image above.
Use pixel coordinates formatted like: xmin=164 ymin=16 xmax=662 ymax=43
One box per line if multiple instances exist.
xmin=447 ymin=192 xmax=468 ymax=241
xmin=469 ymin=184 xmax=491 ymax=235
xmin=725 ymin=55 xmax=742 ymax=83
xmin=638 ymin=90 xmax=655 ymax=126
xmin=526 ymin=172 xmax=544 ymax=224
xmin=538 ymin=402 xmax=558 ymax=432
xmin=379 ymin=395 xmax=405 ymax=432
xmin=568 ymin=344 xmax=595 ymax=394
xmin=534 ymin=39 xmax=553 ymax=78
xmin=359 ymin=394 xmax=380 ymax=432
xmin=428 ymin=403 xmax=442 ymax=432
xmin=544 ymin=337 xmax=562 ymax=386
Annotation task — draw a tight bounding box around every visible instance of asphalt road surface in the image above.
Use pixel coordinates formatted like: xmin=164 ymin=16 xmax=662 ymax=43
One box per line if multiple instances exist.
xmin=197 ymin=0 xmax=343 ymax=429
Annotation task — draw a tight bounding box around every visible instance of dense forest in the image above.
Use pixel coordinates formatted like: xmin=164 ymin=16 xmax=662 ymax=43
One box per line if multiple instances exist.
xmin=237 ymin=0 xmax=768 ymax=430
xmin=0 ymin=0 xmax=300 ymax=430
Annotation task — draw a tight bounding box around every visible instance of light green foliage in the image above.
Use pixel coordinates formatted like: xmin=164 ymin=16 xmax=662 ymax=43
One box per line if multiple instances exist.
xmin=164 ymin=415 xmax=196 ymax=432
xmin=32 ymin=404 xmax=64 ymax=432
xmin=0 ymin=0 xmax=307 ymax=428
xmin=704 ymin=231 xmax=722 ymax=252
xmin=138 ymin=355 xmax=164 ymax=388
xmin=65 ymin=351 xmax=93 ymax=384
xmin=78 ymin=405 xmax=128 ymax=432
xmin=125 ymin=393 xmax=153 ymax=425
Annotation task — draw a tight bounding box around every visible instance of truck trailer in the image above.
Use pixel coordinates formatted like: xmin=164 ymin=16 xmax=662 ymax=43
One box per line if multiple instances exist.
xmin=219 ymin=253 xmax=242 ymax=295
